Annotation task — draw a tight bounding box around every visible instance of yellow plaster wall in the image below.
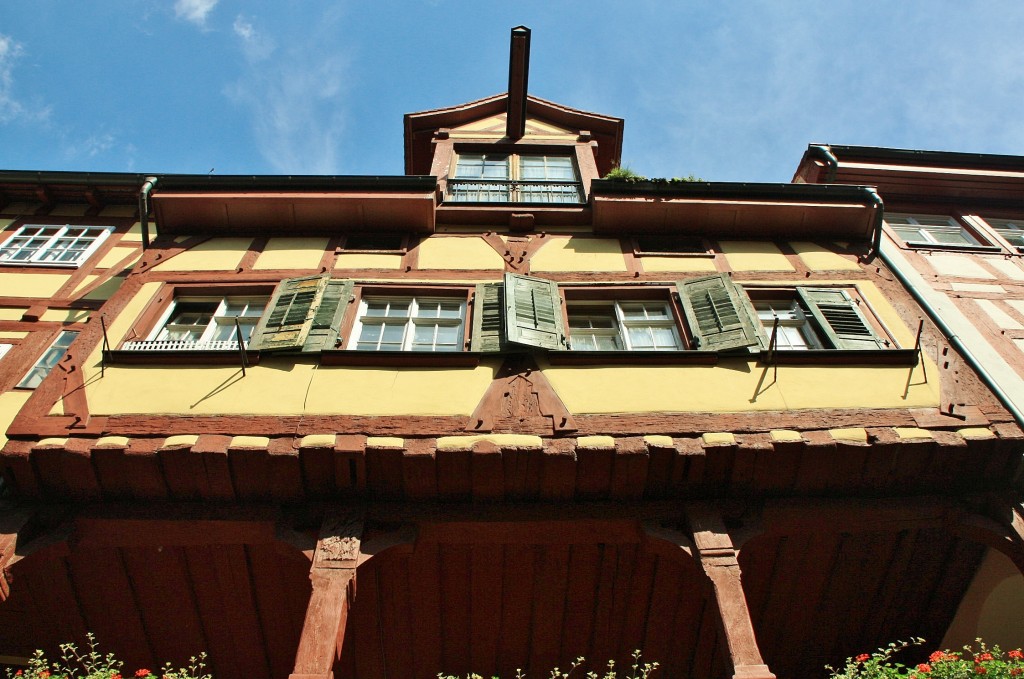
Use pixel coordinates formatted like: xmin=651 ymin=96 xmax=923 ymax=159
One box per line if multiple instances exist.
xmin=0 ymin=218 xmax=13 ymax=230
xmin=2 ymin=203 xmax=39 ymax=215
xmin=720 ymin=241 xmax=795 ymax=272
xmin=943 ymin=549 xmax=1024 ymax=650
xmin=97 ymin=246 xmax=140 ymax=269
xmin=531 ymin=236 xmax=628 ymax=272
xmin=0 ymin=308 xmax=27 ymax=321
xmin=541 ymin=359 xmax=938 ymax=414
xmin=150 ymin=238 xmax=251 ymax=271
xmin=83 ymin=359 xmax=495 ymax=417
xmin=335 ymin=253 xmax=403 ymax=269
xmin=122 ymin=222 xmax=144 ymax=241
xmin=253 ymin=238 xmax=328 ymax=270
xmin=0 ymin=391 xmax=31 ymax=448
xmin=640 ymin=256 xmax=718 ymax=273
xmin=790 ymin=241 xmax=861 ymax=271
xmin=83 ymin=276 xmax=124 ymax=301
xmin=0 ymin=273 xmax=70 ymax=298
xmin=0 ymin=331 xmax=28 ymax=339
xmin=47 ymin=204 xmax=89 ymax=217
xmin=417 ymin=236 xmax=505 ymax=270
xmin=40 ymin=308 xmax=90 ymax=323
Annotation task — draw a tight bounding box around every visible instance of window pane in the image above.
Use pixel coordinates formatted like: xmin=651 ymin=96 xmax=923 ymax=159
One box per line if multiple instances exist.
xmin=17 ymin=331 xmax=78 ymax=389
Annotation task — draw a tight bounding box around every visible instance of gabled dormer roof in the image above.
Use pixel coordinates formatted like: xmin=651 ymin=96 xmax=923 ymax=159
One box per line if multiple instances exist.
xmin=403 ymin=93 xmax=624 ymax=177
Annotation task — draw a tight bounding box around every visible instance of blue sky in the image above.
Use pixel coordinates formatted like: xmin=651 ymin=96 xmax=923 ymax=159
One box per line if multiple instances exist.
xmin=2 ymin=1 xmax=1023 ymax=182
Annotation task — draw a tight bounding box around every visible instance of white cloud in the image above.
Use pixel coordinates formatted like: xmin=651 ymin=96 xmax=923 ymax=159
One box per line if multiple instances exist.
xmin=0 ymin=33 xmax=51 ymax=125
xmin=225 ymin=7 xmax=349 ymax=173
xmin=174 ymin=0 xmax=218 ymax=28
xmin=233 ymin=14 xmax=275 ymax=62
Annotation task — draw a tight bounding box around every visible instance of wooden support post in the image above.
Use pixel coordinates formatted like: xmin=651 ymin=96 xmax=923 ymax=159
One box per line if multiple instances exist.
xmin=289 ymin=510 xmax=364 ymax=679
xmin=686 ymin=505 xmax=776 ymax=679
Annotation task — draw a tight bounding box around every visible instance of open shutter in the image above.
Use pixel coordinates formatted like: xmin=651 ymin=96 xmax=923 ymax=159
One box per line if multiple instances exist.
xmin=302 ymin=279 xmax=353 ymax=352
xmin=471 ymin=282 xmax=505 ymax=352
xmin=677 ymin=274 xmax=760 ymax=351
xmin=798 ymin=288 xmax=886 ymax=350
xmin=248 ymin=274 xmax=330 ymax=352
xmin=503 ymin=272 xmax=566 ymax=350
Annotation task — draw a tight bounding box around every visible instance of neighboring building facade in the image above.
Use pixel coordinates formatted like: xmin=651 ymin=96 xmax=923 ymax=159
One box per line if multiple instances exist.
xmin=795 ymin=144 xmax=1024 ymax=651
xmin=1 ymin=29 xmax=1023 ymax=679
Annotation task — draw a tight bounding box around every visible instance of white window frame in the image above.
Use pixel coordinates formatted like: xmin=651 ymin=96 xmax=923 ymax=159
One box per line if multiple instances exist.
xmin=754 ymin=299 xmax=823 ymax=351
xmin=0 ymin=224 xmax=114 ymax=267
xmin=885 ymin=213 xmax=983 ymax=247
xmin=17 ymin=331 xmax=78 ymax=389
xmin=123 ymin=296 xmax=268 ymax=352
xmin=448 ymin=152 xmax=583 ymax=204
xmin=350 ymin=296 xmax=466 ymax=352
xmin=567 ymin=300 xmax=684 ymax=351
xmin=981 ymin=217 xmax=1024 ymax=249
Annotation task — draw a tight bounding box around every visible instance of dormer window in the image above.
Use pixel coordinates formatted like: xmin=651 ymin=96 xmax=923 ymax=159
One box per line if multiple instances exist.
xmin=447 ymin=152 xmax=583 ymax=204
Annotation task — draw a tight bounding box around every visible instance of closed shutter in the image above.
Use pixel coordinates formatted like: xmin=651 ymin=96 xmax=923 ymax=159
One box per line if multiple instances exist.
xmin=798 ymin=288 xmax=885 ymax=350
xmin=503 ymin=272 xmax=566 ymax=350
xmin=471 ymin=282 xmax=505 ymax=352
xmin=677 ymin=274 xmax=760 ymax=351
xmin=302 ymin=279 xmax=354 ymax=352
xmin=248 ymin=274 xmax=330 ymax=352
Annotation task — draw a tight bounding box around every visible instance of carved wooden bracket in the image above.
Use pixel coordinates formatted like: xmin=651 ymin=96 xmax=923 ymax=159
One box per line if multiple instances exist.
xmin=468 ymin=354 xmax=577 ymax=434
xmin=685 ymin=504 xmax=776 ymax=679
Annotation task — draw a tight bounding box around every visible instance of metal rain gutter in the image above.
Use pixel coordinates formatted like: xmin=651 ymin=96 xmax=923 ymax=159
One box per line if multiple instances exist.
xmin=806 ymin=144 xmax=839 ymax=182
xmin=138 ymin=176 xmax=157 ymax=250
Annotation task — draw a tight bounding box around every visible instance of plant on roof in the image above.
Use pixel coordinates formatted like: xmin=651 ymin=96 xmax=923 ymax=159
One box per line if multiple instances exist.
xmin=827 ymin=638 xmax=1024 ymax=678
xmin=602 ymin=166 xmax=705 ymax=184
xmin=5 ymin=634 xmax=212 ymax=679
xmin=437 ymin=649 xmax=659 ymax=679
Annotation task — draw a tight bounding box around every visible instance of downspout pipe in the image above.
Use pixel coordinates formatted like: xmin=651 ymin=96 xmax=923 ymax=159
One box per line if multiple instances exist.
xmin=138 ymin=176 xmax=157 ymax=250
xmin=806 ymin=144 xmax=839 ymax=183
xmin=862 ymin=186 xmax=884 ymax=258
xmin=878 ymin=245 xmax=1024 ymax=430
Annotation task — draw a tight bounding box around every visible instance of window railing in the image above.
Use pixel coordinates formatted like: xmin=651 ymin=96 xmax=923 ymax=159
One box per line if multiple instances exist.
xmin=446 ymin=179 xmax=584 ymax=204
xmin=122 ymin=339 xmax=242 ymax=352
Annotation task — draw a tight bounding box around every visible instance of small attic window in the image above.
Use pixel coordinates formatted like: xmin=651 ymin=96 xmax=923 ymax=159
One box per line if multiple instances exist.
xmin=447 ymin=152 xmax=583 ymax=204
xmin=340 ymin=234 xmax=408 ymax=253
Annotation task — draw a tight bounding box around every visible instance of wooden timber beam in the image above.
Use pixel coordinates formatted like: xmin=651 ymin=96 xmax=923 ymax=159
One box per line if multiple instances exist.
xmin=685 ymin=504 xmax=776 ymax=679
xmin=505 ymin=26 xmax=531 ymax=141
xmin=0 ymin=508 xmax=35 ymax=601
xmin=289 ymin=511 xmax=415 ymax=679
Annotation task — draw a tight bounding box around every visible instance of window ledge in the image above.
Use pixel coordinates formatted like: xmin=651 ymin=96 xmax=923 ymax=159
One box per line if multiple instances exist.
xmin=757 ymin=348 xmax=919 ymax=365
xmin=106 ymin=349 xmax=261 ymax=365
xmin=902 ymin=241 xmax=1003 ymax=254
xmin=320 ymin=350 xmax=481 ymax=367
xmin=548 ymin=350 xmax=719 ymax=365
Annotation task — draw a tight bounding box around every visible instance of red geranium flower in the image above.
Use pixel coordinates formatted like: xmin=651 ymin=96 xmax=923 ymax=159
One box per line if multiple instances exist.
xmin=977 ymin=653 xmax=994 ymax=662
xmin=39 ymin=672 xmax=50 ymax=678
xmin=112 ymin=674 xmax=122 ymax=679
xmin=917 ymin=664 xmax=933 ymax=672
xmin=1012 ymin=669 xmax=1023 ymax=676
xmin=976 ymin=666 xmax=988 ymax=674
xmin=1011 ymin=650 xmax=1024 ymax=660
xmin=135 ymin=670 xmax=152 ymax=677
xmin=856 ymin=654 xmax=871 ymax=662
xmin=14 ymin=671 xmax=22 ymax=677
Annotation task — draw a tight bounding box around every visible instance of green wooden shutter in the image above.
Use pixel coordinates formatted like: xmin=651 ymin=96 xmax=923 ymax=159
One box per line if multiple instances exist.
xmin=248 ymin=274 xmax=330 ymax=352
xmin=471 ymin=282 xmax=505 ymax=352
xmin=677 ymin=274 xmax=760 ymax=351
xmin=503 ymin=272 xmax=566 ymax=350
xmin=302 ymin=279 xmax=354 ymax=352
xmin=797 ymin=288 xmax=886 ymax=350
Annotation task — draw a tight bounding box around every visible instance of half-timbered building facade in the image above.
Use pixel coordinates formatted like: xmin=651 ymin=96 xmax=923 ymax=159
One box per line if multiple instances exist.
xmin=2 ymin=28 xmax=1024 ymax=679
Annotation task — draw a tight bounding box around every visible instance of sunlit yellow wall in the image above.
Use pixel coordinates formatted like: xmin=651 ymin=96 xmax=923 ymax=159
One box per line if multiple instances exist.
xmin=0 ymin=391 xmax=32 ymax=448
xmin=790 ymin=241 xmax=861 ymax=271
xmin=40 ymin=309 xmax=89 ymax=323
xmin=82 ymin=359 xmax=497 ymax=417
xmin=449 ymin=113 xmax=576 ymax=142
xmin=253 ymin=238 xmax=328 ymax=270
xmin=0 ymin=331 xmax=28 ymax=339
xmin=417 ymin=236 xmax=505 ymax=270
xmin=531 ymin=236 xmax=628 ymax=272
xmin=720 ymin=241 xmax=795 ymax=271
xmin=335 ymin=253 xmax=403 ymax=269
xmin=0 ymin=273 xmax=70 ymax=297
xmin=149 ymin=238 xmax=251 ymax=271
xmin=943 ymin=549 xmax=1024 ymax=650
xmin=122 ymin=221 xmax=145 ymax=241
xmin=0 ymin=309 xmax=27 ymax=321
xmin=97 ymin=246 xmax=140 ymax=269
